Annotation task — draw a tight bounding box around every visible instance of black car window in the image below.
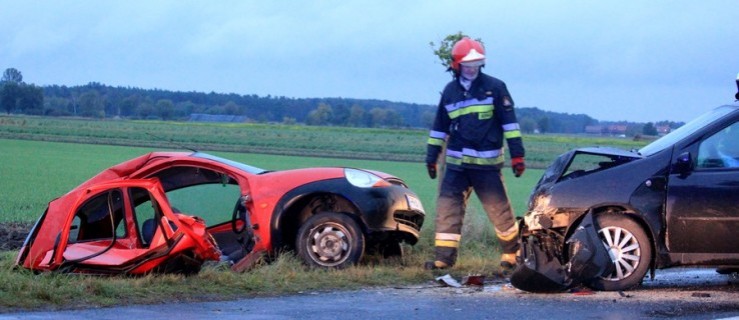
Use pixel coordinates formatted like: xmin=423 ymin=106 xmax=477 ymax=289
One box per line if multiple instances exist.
xmin=697 ymin=121 xmax=739 ymax=169
xmin=639 ymin=105 xmax=735 ymax=157
xmin=71 ymin=189 xmax=126 ymax=242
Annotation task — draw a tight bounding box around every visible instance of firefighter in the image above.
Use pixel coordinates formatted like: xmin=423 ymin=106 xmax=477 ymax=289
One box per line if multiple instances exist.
xmin=425 ymin=37 xmax=525 ymax=270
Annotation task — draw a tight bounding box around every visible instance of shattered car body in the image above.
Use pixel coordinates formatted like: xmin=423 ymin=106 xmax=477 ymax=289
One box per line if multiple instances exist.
xmin=512 ymin=103 xmax=739 ymax=292
xmin=16 ymin=152 xmax=425 ymax=275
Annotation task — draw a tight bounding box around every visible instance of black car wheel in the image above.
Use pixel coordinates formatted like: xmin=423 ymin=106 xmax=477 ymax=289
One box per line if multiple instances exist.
xmin=296 ymin=212 xmax=365 ymax=268
xmin=588 ymin=213 xmax=651 ymax=291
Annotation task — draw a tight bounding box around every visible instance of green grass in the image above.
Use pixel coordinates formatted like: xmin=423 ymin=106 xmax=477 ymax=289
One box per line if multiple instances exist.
xmin=0 ymin=115 xmax=648 ymax=167
xmin=0 ymin=138 xmax=542 ymax=223
xmin=0 ymin=138 xmax=539 ymax=310
xmin=0 ymin=251 xmax=433 ymax=311
xmin=0 ymin=116 xmax=649 ymax=311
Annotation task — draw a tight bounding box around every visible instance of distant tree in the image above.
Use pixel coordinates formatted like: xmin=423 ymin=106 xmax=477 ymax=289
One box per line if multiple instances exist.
xmin=120 ymin=95 xmax=140 ymax=117
xmin=384 ymin=108 xmax=403 ymax=127
xmin=44 ymin=96 xmax=72 ymax=116
xmin=178 ymin=101 xmax=199 ymax=116
xmin=79 ymin=90 xmax=104 ymax=118
xmin=0 ymin=81 xmax=19 ymax=114
xmin=429 ymin=32 xmax=483 ymax=72
xmin=282 ymin=116 xmax=296 ymax=125
xmin=224 ymin=101 xmax=239 ymax=115
xmin=1 ymin=68 xmax=23 ymax=83
xmin=537 ymin=116 xmax=550 ymax=133
xmin=642 ymin=122 xmax=658 ymax=136
xmin=136 ymin=101 xmax=155 ymax=119
xmin=519 ymin=117 xmax=537 ymax=133
xmin=625 ymin=124 xmax=642 ymax=137
xmin=156 ymin=99 xmax=175 ymax=120
xmin=369 ymin=107 xmax=388 ymax=127
xmin=333 ymin=104 xmax=350 ymax=126
xmin=256 ymin=111 xmax=273 ymax=123
xmin=347 ymin=104 xmax=365 ymax=127
xmin=306 ymin=103 xmax=333 ymax=126
xmin=421 ymin=110 xmax=435 ymax=128
xmin=18 ymin=84 xmax=44 ymax=114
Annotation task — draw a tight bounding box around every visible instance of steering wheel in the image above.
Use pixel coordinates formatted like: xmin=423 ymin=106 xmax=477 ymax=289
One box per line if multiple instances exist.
xmin=231 ymin=197 xmax=248 ymax=234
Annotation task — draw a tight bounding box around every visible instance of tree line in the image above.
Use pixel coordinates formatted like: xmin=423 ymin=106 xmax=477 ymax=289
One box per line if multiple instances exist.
xmin=1 ymin=67 xmax=680 ymax=135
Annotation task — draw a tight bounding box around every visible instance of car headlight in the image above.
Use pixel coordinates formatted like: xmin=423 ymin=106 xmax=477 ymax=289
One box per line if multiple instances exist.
xmin=524 ymin=194 xmax=555 ymax=230
xmin=344 ymin=168 xmax=391 ymax=188
xmin=405 ymin=194 xmax=425 ymax=213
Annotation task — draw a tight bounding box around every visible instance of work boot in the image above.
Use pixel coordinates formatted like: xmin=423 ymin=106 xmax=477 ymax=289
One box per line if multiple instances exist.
xmin=500 ymin=253 xmax=517 ymax=270
xmin=424 ymin=260 xmax=450 ymax=270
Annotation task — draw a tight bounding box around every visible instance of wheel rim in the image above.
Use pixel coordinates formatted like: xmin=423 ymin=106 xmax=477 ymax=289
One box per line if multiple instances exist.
xmin=306 ymin=222 xmax=352 ymax=267
xmin=598 ymin=226 xmax=641 ymax=281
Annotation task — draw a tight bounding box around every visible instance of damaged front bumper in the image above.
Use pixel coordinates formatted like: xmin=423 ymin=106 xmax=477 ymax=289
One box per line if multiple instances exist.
xmin=510 ymin=212 xmax=613 ymax=293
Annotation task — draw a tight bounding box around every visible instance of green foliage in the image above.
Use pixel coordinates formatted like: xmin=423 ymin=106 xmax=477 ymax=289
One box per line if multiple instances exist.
xmin=0 ymin=82 xmax=19 ymax=114
xmin=643 ymin=122 xmax=658 ymax=136
xmin=79 ymin=90 xmax=104 ymax=118
xmin=3 ymin=68 xmax=682 ymax=134
xmin=39 ymin=83 xmax=429 ymax=128
xmin=429 ymin=32 xmax=484 ymax=71
xmin=1 ymin=68 xmax=23 ymax=83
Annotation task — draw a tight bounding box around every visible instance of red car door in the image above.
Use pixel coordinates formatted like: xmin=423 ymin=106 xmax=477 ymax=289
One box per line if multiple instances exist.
xmin=25 ymin=179 xmax=220 ymax=274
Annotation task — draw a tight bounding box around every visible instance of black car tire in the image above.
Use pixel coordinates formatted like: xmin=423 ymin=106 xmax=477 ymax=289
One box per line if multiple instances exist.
xmin=588 ymin=213 xmax=652 ymax=291
xmin=296 ymin=212 xmax=365 ymax=269
xmin=377 ymin=240 xmax=403 ymax=258
xmin=367 ymin=240 xmax=404 ymax=259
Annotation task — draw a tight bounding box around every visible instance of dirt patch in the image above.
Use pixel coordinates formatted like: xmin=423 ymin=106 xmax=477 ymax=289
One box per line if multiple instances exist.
xmin=0 ymin=222 xmax=33 ymax=251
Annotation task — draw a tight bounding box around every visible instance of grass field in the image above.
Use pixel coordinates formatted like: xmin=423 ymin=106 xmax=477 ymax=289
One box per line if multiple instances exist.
xmin=0 ymin=138 xmax=541 ymax=225
xmin=0 ymin=116 xmax=650 ymax=311
xmin=0 ymin=115 xmax=647 ymax=167
xmin=0 ymin=138 xmax=546 ymax=310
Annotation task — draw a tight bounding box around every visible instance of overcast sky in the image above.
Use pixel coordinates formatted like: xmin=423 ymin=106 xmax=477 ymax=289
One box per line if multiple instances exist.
xmin=1 ymin=1 xmax=737 ymax=123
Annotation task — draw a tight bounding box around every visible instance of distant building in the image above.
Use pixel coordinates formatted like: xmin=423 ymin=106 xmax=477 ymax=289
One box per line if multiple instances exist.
xmin=607 ymin=125 xmax=627 ymax=135
xmin=585 ymin=125 xmax=603 ymax=134
xmin=656 ymin=125 xmax=671 ymax=136
xmin=585 ymin=124 xmax=627 ymax=136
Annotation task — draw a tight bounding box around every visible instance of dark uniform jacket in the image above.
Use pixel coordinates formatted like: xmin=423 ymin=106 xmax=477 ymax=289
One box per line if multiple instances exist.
xmin=426 ymin=72 xmax=524 ymax=170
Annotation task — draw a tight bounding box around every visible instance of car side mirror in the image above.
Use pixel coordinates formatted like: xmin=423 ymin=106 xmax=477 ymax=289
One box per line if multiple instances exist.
xmin=673 ymin=151 xmax=693 ymax=174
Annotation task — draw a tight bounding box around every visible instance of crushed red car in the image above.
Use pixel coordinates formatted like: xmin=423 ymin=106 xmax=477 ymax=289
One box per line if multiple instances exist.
xmin=16 ymin=152 xmax=425 ymax=275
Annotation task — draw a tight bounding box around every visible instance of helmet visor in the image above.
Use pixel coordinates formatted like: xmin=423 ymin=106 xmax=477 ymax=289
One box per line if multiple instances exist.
xmin=460 ymin=59 xmax=485 ymax=68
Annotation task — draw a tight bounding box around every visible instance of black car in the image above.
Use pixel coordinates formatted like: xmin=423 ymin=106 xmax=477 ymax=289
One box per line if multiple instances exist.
xmin=511 ymin=92 xmax=739 ymax=292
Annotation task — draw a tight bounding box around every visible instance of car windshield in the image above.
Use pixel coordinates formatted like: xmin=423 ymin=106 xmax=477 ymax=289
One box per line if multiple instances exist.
xmin=191 ymin=152 xmax=266 ymax=174
xmin=638 ymin=105 xmax=736 ymax=157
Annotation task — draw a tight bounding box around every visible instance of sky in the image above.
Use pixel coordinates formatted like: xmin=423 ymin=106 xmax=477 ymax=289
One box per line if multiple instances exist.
xmin=1 ymin=1 xmax=737 ymax=123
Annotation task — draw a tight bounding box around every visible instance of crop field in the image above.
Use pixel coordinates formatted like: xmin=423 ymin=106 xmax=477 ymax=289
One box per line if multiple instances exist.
xmin=0 ymin=138 xmax=541 ymax=225
xmin=0 ymin=116 xmax=653 ymax=310
xmin=0 ymin=115 xmax=650 ymax=222
xmin=0 ymin=115 xmax=647 ymax=167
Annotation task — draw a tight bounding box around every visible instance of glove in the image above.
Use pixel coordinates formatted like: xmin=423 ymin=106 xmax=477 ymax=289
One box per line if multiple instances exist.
xmin=511 ymin=157 xmax=525 ymax=178
xmin=426 ymin=163 xmax=437 ymax=179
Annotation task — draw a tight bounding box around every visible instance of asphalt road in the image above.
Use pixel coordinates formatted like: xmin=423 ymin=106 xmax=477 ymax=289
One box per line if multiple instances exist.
xmin=2 ymin=268 xmax=737 ymax=320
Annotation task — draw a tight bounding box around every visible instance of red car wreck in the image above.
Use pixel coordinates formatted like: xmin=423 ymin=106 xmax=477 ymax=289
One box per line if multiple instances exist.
xmin=16 ymin=152 xmax=425 ymax=275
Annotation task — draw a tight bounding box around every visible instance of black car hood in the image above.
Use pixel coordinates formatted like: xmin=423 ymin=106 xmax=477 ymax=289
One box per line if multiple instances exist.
xmin=534 ymin=146 xmax=643 ymax=191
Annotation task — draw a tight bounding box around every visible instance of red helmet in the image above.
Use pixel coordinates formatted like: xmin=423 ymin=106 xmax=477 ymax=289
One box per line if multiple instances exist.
xmin=451 ymin=37 xmax=485 ymax=71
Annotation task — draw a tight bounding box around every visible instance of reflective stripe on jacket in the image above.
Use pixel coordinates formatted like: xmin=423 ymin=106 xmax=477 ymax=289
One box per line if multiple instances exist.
xmin=426 ymin=72 xmax=524 ymax=170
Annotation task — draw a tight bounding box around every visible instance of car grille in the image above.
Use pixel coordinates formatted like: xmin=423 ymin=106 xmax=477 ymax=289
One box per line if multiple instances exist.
xmin=394 ymin=211 xmax=424 ymax=231
xmin=385 ymin=178 xmax=408 ymax=188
